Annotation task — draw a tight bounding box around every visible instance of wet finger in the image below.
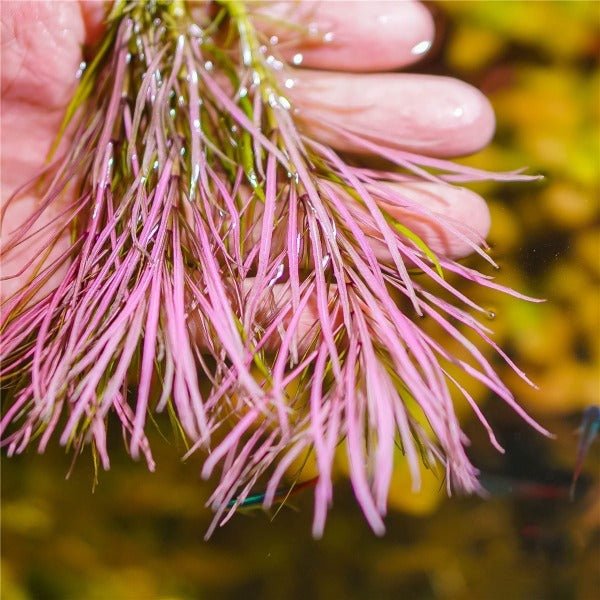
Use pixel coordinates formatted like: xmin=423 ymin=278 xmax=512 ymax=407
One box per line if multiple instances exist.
xmin=370 ymin=181 xmax=491 ymax=260
xmin=190 ymin=278 xmax=330 ymax=355
xmin=237 ymin=174 xmax=489 ymax=269
xmin=1 ymin=1 xmax=86 ymax=108
xmin=190 ymin=176 xmax=491 ymax=356
xmin=288 ymin=71 xmax=496 ymax=158
xmin=250 ymin=0 xmax=435 ymax=72
xmin=322 ymin=179 xmax=490 ymax=261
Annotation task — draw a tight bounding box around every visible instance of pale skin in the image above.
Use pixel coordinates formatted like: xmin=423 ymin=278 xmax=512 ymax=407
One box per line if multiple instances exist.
xmin=1 ymin=1 xmax=495 ymax=328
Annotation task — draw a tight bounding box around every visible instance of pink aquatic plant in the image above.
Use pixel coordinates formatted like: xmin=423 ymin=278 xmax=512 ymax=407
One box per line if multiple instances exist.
xmin=0 ymin=1 xmax=548 ymax=537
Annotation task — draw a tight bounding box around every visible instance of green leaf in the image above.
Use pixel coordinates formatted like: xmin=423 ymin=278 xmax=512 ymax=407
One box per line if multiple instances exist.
xmin=390 ymin=220 xmax=445 ymax=280
xmin=48 ymin=23 xmax=118 ymax=159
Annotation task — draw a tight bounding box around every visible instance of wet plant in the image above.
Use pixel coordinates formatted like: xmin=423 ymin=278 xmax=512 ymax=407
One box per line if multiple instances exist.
xmin=0 ymin=0 xmax=548 ymax=537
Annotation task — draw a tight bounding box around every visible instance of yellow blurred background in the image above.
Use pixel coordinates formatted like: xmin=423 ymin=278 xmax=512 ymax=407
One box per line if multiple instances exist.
xmin=2 ymin=2 xmax=599 ymax=598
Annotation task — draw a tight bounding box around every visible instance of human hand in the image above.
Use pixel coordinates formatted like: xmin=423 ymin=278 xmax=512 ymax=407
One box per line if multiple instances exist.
xmin=1 ymin=0 xmax=493 ymax=302
xmin=1 ymin=2 xmax=520 ymax=535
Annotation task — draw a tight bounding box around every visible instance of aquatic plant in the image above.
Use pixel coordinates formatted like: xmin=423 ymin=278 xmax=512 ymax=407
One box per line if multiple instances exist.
xmin=0 ymin=0 xmax=548 ymax=537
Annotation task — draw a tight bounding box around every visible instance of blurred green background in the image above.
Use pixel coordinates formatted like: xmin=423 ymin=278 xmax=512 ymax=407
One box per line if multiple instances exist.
xmin=2 ymin=2 xmax=599 ymax=599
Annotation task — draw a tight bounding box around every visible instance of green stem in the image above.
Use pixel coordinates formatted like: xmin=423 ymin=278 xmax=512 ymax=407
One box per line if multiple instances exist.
xmin=221 ymin=1 xmax=279 ymax=124
xmin=223 ymin=1 xmax=258 ymax=68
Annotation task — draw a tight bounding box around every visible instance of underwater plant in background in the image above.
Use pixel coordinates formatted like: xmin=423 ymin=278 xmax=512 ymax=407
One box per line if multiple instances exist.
xmin=0 ymin=0 xmax=549 ymax=537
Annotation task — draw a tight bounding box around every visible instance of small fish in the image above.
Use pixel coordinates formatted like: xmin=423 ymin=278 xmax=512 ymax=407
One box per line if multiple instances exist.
xmin=480 ymin=474 xmax=569 ymax=501
xmin=227 ymin=476 xmax=319 ymax=511
xmin=571 ymin=405 xmax=600 ymax=500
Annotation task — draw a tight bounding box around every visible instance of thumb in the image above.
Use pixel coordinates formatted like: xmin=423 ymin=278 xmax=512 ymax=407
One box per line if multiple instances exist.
xmin=1 ymin=1 xmax=93 ymax=109
xmin=0 ymin=1 xmax=105 ymax=298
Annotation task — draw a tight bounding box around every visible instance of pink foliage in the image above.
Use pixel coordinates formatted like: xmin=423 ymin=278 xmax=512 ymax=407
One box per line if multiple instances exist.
xmin=0 ymin=5 xmax=548 ymax=538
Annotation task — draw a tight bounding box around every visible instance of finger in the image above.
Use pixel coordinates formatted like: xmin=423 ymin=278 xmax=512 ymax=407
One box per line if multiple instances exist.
xmin=242 ymin=176 xmax=489 ymax=265
xmin=288 ymin=71 xmax=496 ymax=158
xmin=250 ymin=0 xmax=435 ymax=72
xmin=0 ymin=1 xmax=87 ymax=109
xmin=368 ymin=181 xmax=491 ymax=260
xmin=192 ymin=180 xmax=490 ymax=357
xmin=1 ymin=1 xmax=89 ymax=301
xmin=191 ymin=279 xmax=329 ymax=356
xmin=324 ymin=179 xmax=490 ymax=261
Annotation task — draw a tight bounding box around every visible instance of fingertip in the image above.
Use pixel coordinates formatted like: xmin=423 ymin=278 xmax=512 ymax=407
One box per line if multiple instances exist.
xmin=253 ymin=0 xmax=435 ymax=72
xmin=291 ymin=73 xmax=496 ymax=158
xmin=402 ymin=1 xmax=436 ymax=61
xmin=388 ymin=182 xmax=491 ymax=259
xmin=436 ymin=80 xmax=496 ymax=157
xmin=308 ymin=0 xmax=436 ymax=71
xmin=393 ymin=76 xmax=496 ymax=157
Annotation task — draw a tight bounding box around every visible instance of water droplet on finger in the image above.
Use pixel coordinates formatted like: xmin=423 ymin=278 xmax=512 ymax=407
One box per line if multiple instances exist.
xmin=75 ymin=61 xmax=87 ymax=79
xmin=411 ymin=40 xmax=432 ymax=56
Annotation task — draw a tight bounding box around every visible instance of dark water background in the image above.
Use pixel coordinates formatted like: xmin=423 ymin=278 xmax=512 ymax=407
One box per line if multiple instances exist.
xmin=2 ymin=2 xmax=599 ymax=599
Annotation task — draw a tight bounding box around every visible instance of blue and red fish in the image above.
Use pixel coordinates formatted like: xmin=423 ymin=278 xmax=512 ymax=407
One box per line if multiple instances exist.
xmin=570 ymin=404 xmax=600 ymax=500
xmin=480 ymin=474 xmax=570 ymax=501
xmin=226 ymin=405 xmax=600 ymax=513
xmin=227 ymin=476 xmax=319 ymax=511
